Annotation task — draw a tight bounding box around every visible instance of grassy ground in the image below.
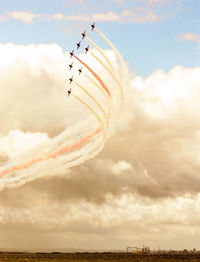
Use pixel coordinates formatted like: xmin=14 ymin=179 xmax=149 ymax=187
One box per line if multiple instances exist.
xmin=0 ymin=252 xmax=200 ymax=262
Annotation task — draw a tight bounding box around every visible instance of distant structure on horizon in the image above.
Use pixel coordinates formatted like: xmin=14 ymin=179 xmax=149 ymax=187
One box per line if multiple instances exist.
xmin=126 ymin=245 xmax=150 ymax=253
xmin=126 ymin=245 xmax=199 ymax=254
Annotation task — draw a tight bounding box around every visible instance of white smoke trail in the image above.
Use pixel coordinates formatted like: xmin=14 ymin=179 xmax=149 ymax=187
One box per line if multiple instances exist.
xmin=86 ymin=37 xmax=117 ymax=77
xmin=95 ymin=28 xmax=128 ymax=117
xmin=0 ymin=29 xmax=127 ymax=191
xmin=83 ymin=72 xmax=110 ymax=105
xmin=73 ymin=82 xmax=109 ymax=131
xmin=0 ymin=119 xmax=101 ymax=190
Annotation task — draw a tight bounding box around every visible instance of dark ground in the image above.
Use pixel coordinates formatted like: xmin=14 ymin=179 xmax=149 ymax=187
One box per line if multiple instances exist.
xmin=0 ymin=252 xmax=200 ymax=262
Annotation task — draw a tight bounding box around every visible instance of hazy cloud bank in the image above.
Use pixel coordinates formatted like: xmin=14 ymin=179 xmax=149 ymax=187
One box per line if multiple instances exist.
xmin=0 ymin=43 xmax=200 ymax=249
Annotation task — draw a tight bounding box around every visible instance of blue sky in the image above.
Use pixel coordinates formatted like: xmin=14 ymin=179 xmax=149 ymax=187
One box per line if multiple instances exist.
xmin=0 ymin=0 xmax=199 ymax=76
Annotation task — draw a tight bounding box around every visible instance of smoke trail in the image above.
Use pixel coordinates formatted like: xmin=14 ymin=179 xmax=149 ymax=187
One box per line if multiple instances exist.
xmin=83 ymin=72 xmax=110 ymax=104
xmin=74 ymin=81 xmax=109 ymax=131
xmin=0 ymin=121 xmax=102 ymax=190
xmin=72 ymin=94 xmax=105 ymax=138
xmin=0 ymin=125 xmax=101 ymax=179
xmin=95 ymin=28 xmax=126 ymax=110
xmin=90 ymin=52 xmax=123 ymax=118
xmin=86 ymin=37 xmax=116 ymax=76
xmin=73 ymin=55 xmax=111 ymax=97
xmin=83 ymin=72 xmax=111 ymax=121
xmin=95 ymin=28 xmax=125 ymax=74
xmin=0 ymin=28 xmax=126 ymax=191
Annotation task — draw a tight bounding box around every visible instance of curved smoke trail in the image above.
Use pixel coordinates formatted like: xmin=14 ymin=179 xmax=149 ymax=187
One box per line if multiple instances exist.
xmin=0 ymin=27 xmax=127 ymax=191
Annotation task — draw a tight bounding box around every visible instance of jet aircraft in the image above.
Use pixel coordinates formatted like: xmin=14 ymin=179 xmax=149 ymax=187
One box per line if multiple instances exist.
xmin=69 ymin=62 xmax=73 ymax=70
xmin=70 ymin=50 xmax=74 ymax=58
xmin=85 ymin=45 xmax=89 ymax=54
xmin=69 ymin=76 xmax=73 ymax=84
xmin=67 ymin=88 xmax=72 ymax=96
xmin=91 ymin=22 xmax=95 ymax=31
xmin=82 ymin=31 xmax=86 ymax=40
xmin=78 ymin=67 xmax=82 ymax=75
xmin=77 ymin=41 xmax=81 ymax=50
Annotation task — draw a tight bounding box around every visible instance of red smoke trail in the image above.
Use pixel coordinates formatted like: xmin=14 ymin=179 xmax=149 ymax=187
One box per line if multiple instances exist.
xmin=74 ymin=55 xmax=111 ymax=98
xmin=0 ymin=54 xmax=111 ymax=179
xmin=48 ymin=128 xmax=100 ymax=158
xmin=0 ymin=128 xmax=101 ymax=178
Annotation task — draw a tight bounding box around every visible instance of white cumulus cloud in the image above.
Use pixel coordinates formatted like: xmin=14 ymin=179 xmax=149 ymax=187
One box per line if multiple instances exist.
xmin=7 ymin=11 xmax=41 ymax=23
xmin=49 ymin=9 xmax=159 ymax=23
xmin=178 ymin=32 xmax=200 ymax=44
xmin=0 ymin=11 xmax=41 ymax=23
xmin=0 ymin=42 xmax=200 ymax=250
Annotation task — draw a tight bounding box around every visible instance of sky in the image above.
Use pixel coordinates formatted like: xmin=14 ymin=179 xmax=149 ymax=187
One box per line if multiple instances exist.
xmin=0 ymin=0 xmax=200 ymax=251
xmin=0 ymin=0 xmax=199 ymax=76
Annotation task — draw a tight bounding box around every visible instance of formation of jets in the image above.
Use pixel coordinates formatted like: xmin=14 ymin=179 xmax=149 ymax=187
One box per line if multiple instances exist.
xmin=67 ymin=22 xmax=95 ymax=96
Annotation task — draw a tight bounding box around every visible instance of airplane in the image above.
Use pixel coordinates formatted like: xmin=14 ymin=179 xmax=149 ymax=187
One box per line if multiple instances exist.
xmin=76 ymin=41 xmax=81 ymax=50
xmin=70 ymin=50 xmax=74 ymax=58
xmin=82 ymin=31 xmax=86 ymax=40
xmin=69 ymin=62 xmax=73 ymax=70
xmin=78 ymin=67 xmax=82 ymax=75
xmin=91 ymin=22 xmax=95 ymax=31
xmin=69 ymin=76 xmax=73 ymax=84
xmin=85 ymin=45 xmax=89 ymax=54
xmin=67 ymin=88 xmax=72 ymax=96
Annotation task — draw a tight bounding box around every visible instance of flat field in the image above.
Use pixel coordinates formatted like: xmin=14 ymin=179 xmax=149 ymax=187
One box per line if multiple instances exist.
xmin=0 ymin=252 xmax=200 ymax=262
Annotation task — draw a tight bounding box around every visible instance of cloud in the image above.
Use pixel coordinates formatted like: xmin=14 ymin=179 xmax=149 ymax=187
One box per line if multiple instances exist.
xmin=146 ymin=0 xmax=172 ymax=4
xmin=1 ymin=191 xmax=200 ymax=249
xmin=0 ymin=8 xmax=159 ymax=24
xmin=114 ymin=0 xmax=173 ymax=5
xmin=49 ymin=9 xmax=159 ymax=23
xmin=0 ymin=43 xmax=200 ymax=200
xmin=0 ymin=43 xmax=200 ymax=249
xmin=0 ymin=11 xmax=41 ymax=23
xmin=178 ymin=32 xmax=200 ymax=44
xmin=121 ymin=8 xmax=159 ymax=22
xmin=6 ymin=11 xmax=41 ymax=23
xmin=50 ymin=13 xmax=90 ymax=22
xmin=110 ymin=160 xmax=132 ymax=175
xmin=76 ymin=0 xmax=86 ymax=5
xmin=0 ymin=42 xmax=78 ymax=137
xmin=0 ymin=15 xmax=5 ymax=21
xmin=92 ymin=11 xmax=120 ymax=22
